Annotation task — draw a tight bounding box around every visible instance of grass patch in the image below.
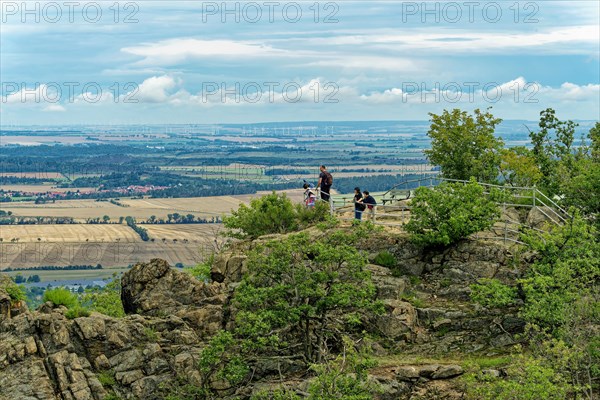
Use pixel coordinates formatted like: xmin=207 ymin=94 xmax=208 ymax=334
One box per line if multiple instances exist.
xmin=144 ymin=327 xmax=159 ymax=341
xmin=402 ymin=291 xmax=426 ymax=308
xmin=65 ymin=305 xmax=91 ymax=319
xmin=373 ymin=250 xmax=397 ymax=268
xmin=409 ymin=275 xmax=422 ymax=285
xmin=98 ymin=370 xmax=117 ymax=387
xmin=462 ymin=355 xmax=513 ymax=370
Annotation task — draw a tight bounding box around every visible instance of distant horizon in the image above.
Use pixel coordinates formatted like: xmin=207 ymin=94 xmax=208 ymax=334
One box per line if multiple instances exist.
xmin=2 ymin=118 xmax=599 ymax=129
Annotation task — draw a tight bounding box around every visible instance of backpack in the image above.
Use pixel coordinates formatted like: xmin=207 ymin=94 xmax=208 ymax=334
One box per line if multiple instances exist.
xmin=324 ymin=172 xmax=333 ymax=187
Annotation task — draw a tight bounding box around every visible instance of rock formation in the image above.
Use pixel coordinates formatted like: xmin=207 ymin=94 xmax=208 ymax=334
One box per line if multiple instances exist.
xmin=0 ymin=232 xmax=527 ymax=399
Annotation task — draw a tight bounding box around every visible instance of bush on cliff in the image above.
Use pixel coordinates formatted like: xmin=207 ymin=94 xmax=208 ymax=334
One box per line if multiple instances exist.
xmin=223 ymin=192 xmax=329 ymax=239
xmin=406 ymin=178 xmax=503 ymax=247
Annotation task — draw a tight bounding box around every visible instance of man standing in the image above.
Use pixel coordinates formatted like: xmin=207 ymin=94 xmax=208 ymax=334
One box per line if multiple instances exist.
xmin=317 ymin=165 xmax=333 ymax=202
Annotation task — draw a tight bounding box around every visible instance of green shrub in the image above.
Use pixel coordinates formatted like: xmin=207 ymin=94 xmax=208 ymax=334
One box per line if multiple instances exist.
xmin=518 ymin=216 xmax=599 ymax=330
xmin=80 ymin=278 xmax=124 ymax=318
xmin=223 ymin=192 xmax=299 ymax=239
xmin=223 ymin=192 xmax=329 ymax=239
xmin=251 ymin=389 xmax=301 ymax=400
xmin=186 ymin=256 xmax=213 ymax=282
xmin=405 ymin=179 xmax=503 ymax=247
xmin=470 ymin=279 xmax=517 ymax=308
xmin=373 ymin=250 xmax=397 ymax=268
xmin=3 ymin=281 xmax=26 ymax=304
xmin=307 ymin=337 xmax=380 ymax=400
xmin=43 ymin=288 xmax=78 ymax=308
xmin=296 ymin=200 xmax=330 ymax=225
xmin=463 ymin=353 xmax=570 ymax=400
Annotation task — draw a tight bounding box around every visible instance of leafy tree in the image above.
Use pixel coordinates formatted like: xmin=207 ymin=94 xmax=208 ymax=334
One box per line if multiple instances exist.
xmin=589 ymin=121 xmax=600 ymax=161
xmin=186 ymin=255 xmax=213 ymax=282
xmin=499 ymin=146 xmax=542 ymax=187
xmin=561 ymin=159 xmax=600 ymax=227
xmin=424 ymin=108 xmax=503 ymax=182
xmin=527 ymin=108 xmax=579 ymax=195
xmin=405 ymin=179 xmax=503 ymax=247
xmin=234 ymin=231 xmax=382 ymax=363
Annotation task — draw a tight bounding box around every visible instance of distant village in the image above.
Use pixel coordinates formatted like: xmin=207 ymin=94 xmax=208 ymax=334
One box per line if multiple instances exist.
xmin=1 ymin=185 xmax=170 ymax=201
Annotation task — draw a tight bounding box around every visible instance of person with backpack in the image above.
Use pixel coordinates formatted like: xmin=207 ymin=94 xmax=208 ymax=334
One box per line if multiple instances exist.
xmin=317 ymin=165 xmax=333 ymax=202
xmin=353 ymin=187 xmax=365 ymax=220
xmin=359 ymin=190 xmax=377 ymax=221
xmin=303 ymin=183 xmax=316 ymax=208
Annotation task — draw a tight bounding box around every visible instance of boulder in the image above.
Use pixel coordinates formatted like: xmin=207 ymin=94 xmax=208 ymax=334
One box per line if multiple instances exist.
xmin=121 ymin=258 xmax=226 ymax=334
xmin=376 ymin=300 xmax=417 ymax=339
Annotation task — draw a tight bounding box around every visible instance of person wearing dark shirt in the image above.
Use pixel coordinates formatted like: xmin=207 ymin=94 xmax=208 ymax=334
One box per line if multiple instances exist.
xmin=353 ymin=187 xmax=365 ymax=220
xmin=317 ymin=165 xmax=333 ymax=202
xmin=361 ymin=190 xmax=377 ymax=221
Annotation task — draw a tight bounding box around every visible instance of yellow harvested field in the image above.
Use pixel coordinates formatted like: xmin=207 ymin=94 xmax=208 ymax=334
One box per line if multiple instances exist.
xmin=0 ymin=224 xmax=142 ymax=243
xmin=143 ymin=224 xmax=224 ymax=242
xmin=1 ymin=190 xmax=306 ymax=221
xmin=1 ymin=240 xmax=208 ymax=269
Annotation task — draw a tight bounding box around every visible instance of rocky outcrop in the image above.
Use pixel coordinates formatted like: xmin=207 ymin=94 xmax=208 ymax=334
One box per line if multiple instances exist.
xmin=0 ymin=259 xmax=226 ymax=400
xmin=1 ymin=228 xmax=529 ymax=399
xmin=121 ymin=258 xmax=226 ymax=337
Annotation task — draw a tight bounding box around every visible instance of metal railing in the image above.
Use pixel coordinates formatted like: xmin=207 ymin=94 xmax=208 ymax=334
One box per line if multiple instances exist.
xmin=321 ymin=176 xmax=572 ymax=245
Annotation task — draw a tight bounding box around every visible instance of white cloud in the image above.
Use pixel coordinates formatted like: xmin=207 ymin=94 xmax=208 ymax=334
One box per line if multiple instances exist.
xmin=304 ymin=26 xmax=599 ymax=55
xmin=43 ymin=104 xmax=66 ymax=112
xmin=360 ymin=78 xmax=600 ymax=106
xmin=360 ymin=88 xmax=405 ymax=104
xmin=122 ymin=38 xmax=288 ymax=66
xmin=539 ymin=82 xmax=600 ymax=102
xmin=3 ymin=84 xmax=49 ymax=104
xmin=133 ymin=75 xmax=178 ymax=103
xmin=73 ymin=92 xmax=115 ymax=104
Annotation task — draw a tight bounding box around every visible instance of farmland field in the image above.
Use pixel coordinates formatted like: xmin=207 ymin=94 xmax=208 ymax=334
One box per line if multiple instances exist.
xmin=0 ymin=224 xmax=142 ymax=243
xmin=1 ymin=190 xmax=306 ymax=221
xmin=143 ymin=224 xmax=225 ymax=242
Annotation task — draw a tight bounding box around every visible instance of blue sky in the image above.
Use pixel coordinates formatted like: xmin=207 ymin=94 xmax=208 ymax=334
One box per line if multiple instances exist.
xmin=1 ymin=0 xmax=599 ymax=124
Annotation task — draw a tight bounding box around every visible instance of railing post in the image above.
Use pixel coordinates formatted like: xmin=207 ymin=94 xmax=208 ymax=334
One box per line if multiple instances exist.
xmin=503 ymin=197 xmax=507 ymax=244
xmin=532 ymin=186 xmax=536 ymax=208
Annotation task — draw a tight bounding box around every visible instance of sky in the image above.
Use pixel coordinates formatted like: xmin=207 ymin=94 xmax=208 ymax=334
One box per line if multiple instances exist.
xmin=1 ymin=0 xmax=599 ymax=124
